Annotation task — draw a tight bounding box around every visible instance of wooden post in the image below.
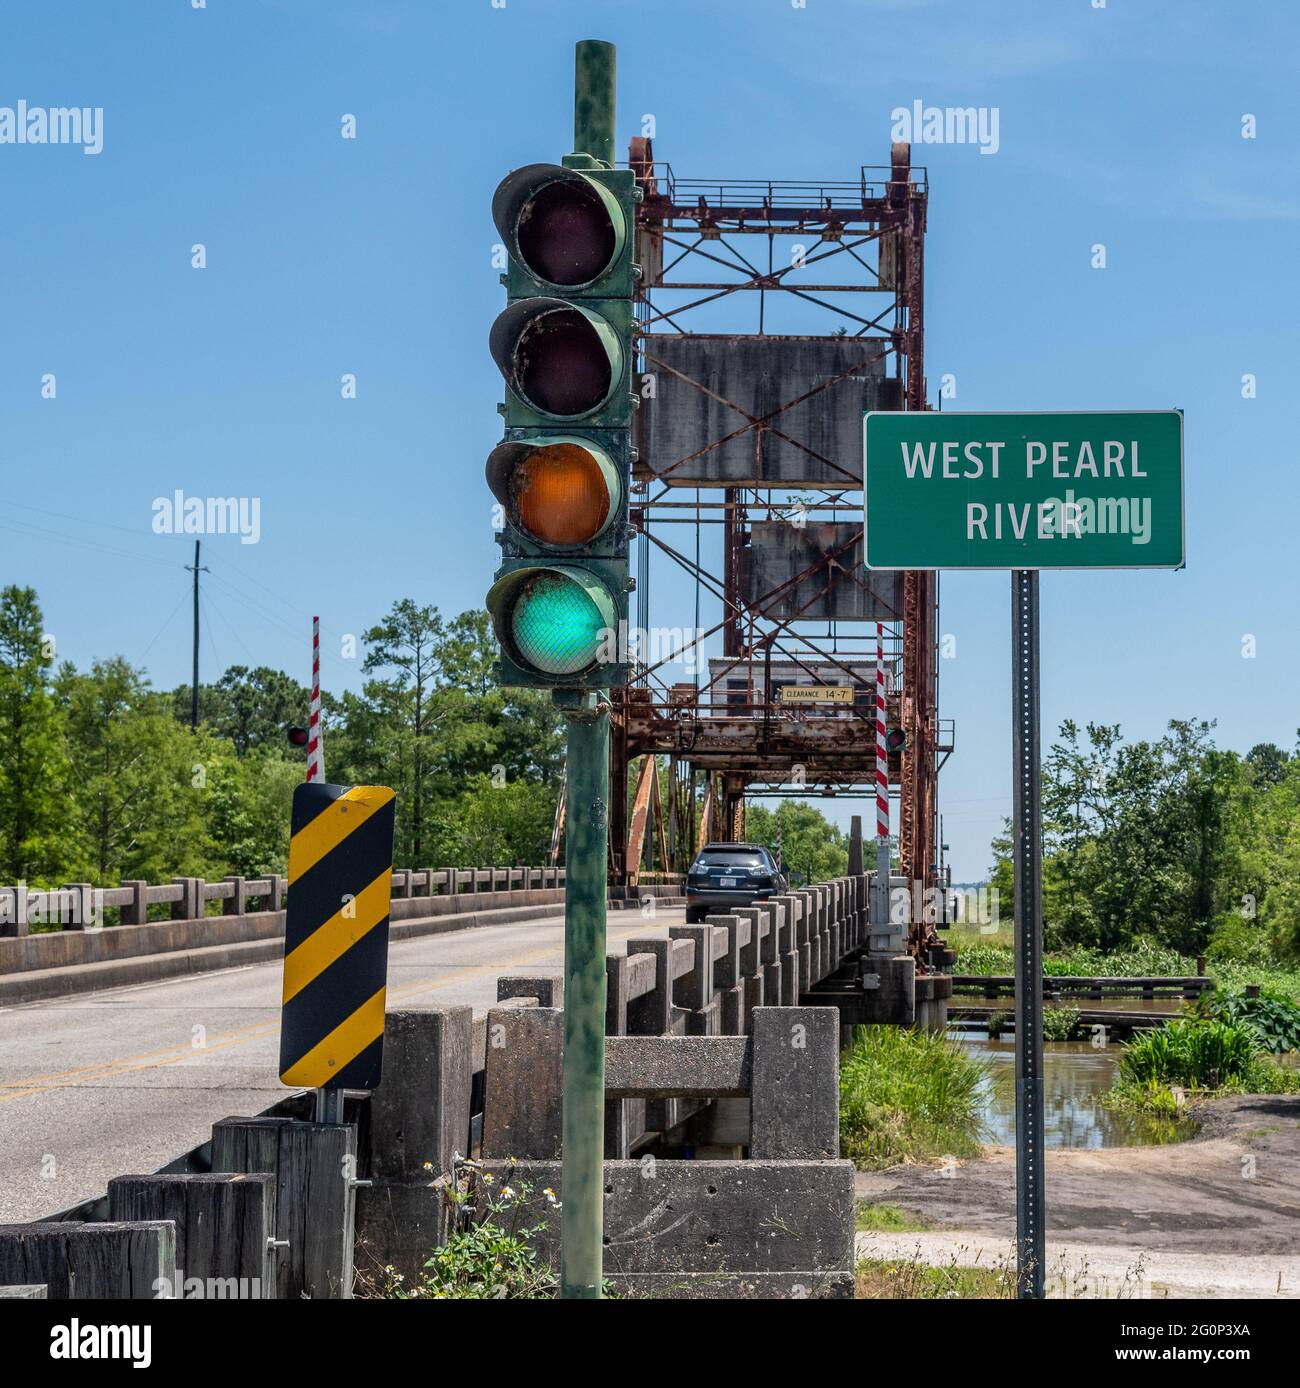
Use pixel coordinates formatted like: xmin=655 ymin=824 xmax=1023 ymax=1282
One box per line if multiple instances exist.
xmin=108 ymin=1173 xmax=274 ymax=1297
xmin=0 ymin=1223 xmax=174 ymax=1299
xmin=211 ymin=1117 xmax=355 ymax=1299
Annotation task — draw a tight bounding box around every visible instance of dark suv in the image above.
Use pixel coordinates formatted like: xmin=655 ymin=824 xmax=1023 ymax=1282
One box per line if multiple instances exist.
xmin=685 ymin=843 xmax=788 ymax=923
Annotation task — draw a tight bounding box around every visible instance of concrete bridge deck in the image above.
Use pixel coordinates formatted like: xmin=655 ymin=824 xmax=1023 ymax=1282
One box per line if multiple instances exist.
xmin=0 ymin=903 xmax=684 ymax=1223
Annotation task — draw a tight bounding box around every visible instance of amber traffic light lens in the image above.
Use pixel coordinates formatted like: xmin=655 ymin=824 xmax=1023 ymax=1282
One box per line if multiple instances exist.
xmin=516 ymin=180 xmax=617 ymax=287
xmin=514 ymin=444 xmax=611 ymax=546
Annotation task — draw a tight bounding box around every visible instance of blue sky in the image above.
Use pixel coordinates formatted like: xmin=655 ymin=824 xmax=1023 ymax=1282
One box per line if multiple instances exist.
xmin=2 ymin=0 xmax=1297 ymax=879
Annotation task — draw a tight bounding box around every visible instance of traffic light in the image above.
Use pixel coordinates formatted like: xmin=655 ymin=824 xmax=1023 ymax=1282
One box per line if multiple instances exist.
xmin=486 ymin=152 xmax=637 ymax=689
xmin=885 ymin=727 xmax=907 ymax=754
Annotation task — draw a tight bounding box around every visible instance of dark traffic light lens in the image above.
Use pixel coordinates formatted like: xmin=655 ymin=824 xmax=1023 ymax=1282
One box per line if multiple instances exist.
xmin=516 ymin=180 xmax=617 ymax=287
xmin=512 ymin=308 xmax=612 ymax=416
xmin=514 ymin=444 xmax=611 ymax=546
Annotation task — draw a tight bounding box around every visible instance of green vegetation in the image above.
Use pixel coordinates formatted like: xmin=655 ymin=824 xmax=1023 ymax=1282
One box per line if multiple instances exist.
xmin=839 ymin=1026 xmax=989 ymax=1168
xmin=0 ymin=585 xmax=563 ymax=889
xmin=855 ymin=1252 xmax=1013 ymax=1299
xmin=854 ymin=1203 xmax=932 ymax=1234
xmin=1106 ymin=1015 xmax=1300 ymax=1116
xmin=1119 ymin=1018 xmax=1256 ymax=1088
xmin=1196 ymin=986 xmax=1300 ymax=1052
xmin=982 ymin=718 xmax=1300 ymax=965
xmin=745 ymin=800 xmax=848 ymax=885
xmin=381 ymin=1174 xmax=558 ymax=1300
xmin=1 ymin=584 xmax=852 ymax=898
xmin=1040 ymin=1005 xmax=1084 ymax=1042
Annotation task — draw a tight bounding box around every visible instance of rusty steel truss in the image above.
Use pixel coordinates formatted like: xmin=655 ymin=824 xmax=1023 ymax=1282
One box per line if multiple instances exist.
xmin=609 ymin=138 xmax=944 ymax=950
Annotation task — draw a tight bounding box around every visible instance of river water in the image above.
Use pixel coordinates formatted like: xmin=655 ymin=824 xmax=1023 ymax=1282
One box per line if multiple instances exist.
xmin=953 ymin=1034 xmax=1197 ymax=1148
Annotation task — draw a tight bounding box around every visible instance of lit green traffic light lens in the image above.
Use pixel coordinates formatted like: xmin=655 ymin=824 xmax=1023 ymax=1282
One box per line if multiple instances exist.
xmin=511 ymin=572 xmax=606 ymax=675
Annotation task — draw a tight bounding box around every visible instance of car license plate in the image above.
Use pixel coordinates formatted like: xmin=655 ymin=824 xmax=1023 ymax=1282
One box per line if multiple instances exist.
xmin=719 ymin=876 xmax=737 ymax=887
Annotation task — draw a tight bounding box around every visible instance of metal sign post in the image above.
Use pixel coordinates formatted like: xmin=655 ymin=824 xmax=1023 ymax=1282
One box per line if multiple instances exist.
xmin=1011 ymin=570 xmax=1045 ymax=1298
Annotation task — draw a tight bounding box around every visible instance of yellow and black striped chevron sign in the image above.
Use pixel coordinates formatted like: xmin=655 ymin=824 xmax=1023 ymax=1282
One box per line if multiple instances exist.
xmin=279 ymin=782 xmax=396 ymax=1091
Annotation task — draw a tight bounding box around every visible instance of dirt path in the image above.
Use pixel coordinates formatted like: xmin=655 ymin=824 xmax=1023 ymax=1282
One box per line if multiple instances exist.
xmin=853 ymin=1095 xmax=1300 ymax=1297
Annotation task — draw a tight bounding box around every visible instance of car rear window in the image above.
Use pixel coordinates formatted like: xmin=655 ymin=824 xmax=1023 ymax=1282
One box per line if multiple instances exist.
xmin=696 ymin=851 xmax=765 ymax=868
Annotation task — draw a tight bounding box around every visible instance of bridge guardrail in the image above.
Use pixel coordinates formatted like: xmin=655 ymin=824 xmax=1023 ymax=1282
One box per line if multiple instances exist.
xmin=0 ymin=866 xmax=575 ymax=938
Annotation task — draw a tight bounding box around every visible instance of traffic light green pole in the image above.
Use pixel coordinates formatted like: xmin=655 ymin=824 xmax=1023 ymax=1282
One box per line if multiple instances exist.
xmin=556 ymin=688 xmax=609 ymax=1299
xmin=553 ymin=38 xmax=619 ymax=1302
xmin=573 ymin=38 xmax=616 ymax=169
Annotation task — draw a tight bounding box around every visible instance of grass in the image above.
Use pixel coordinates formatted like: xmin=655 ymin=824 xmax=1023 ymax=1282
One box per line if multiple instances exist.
xmin=855 ymin=1203 xmax=933 ymax=1234
xmin=1119 ymin=1017 xmax=1257 ymax=1087
xmin=839 ymin=1026 xmax=990 ymax=1168
xmin=855 ymin=1247 xmax=1154 ymax=1300
xmin=855 ymin=1255 xmax=1011 ymax=1299
xmin=1105 ymin=1015 xmax=1300 ymax=1116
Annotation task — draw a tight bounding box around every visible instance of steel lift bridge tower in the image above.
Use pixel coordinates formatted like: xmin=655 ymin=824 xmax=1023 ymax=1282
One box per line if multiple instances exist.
xmin=609 ymin=138 xmax=953 ymax=957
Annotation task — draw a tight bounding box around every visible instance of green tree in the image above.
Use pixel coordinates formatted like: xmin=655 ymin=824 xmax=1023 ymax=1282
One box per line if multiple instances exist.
xmin=360 ymin=600 xmax=448 ymax=863
xmin=212 ymin=665 xmax=309 ymax=757
xmin=55 ymin=658 xmax=210 ymax=882
xmin=200 ymin=747 xmax=302 ymax=876
xmin=0 ymin=586 xmax=69 ymax=882
xmin=745 ymin=801 xmax=848 ymax=884
xmin=429 ymin=773 xmax=558 ymax=867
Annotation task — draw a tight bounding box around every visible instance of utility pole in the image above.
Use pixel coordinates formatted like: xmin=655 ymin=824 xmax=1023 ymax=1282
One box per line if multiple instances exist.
xmin=185 ymin=540 xmax=209 ymax=731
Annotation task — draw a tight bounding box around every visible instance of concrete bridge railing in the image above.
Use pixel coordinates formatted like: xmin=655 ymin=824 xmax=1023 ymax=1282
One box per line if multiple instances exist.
xmin=0 ymin=866 xmax=571 ymax=938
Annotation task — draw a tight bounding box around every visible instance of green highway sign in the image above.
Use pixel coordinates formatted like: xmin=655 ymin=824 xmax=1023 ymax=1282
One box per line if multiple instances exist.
xmin=863 ymin=410 xmax=1184 ymax=570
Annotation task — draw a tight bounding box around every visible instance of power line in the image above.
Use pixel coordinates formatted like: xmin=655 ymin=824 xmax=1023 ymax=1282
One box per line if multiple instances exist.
xmin=0 ymin=518 xmax=181 ymax=571
xmin=138 ymin=587 xmax=191 ymax=663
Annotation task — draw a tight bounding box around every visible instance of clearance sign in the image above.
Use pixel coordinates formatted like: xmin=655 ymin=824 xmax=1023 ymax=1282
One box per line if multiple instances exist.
xmin=863 ymin=411 xmax=1184 ymax=571
xmin=778 ymin=685 xmax=855 ymax=705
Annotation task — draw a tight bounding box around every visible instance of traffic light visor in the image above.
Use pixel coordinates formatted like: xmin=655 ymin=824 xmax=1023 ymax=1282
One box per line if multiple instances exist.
xmin=486 ymin=437 xmax=620 ymax=548
xmin=489 ymin=299 xmax=621 ymax=419
xmin=487 ymin=566 xmax=618 ymax=677
xmin=493 ymin=164 xmax=626 ymax=289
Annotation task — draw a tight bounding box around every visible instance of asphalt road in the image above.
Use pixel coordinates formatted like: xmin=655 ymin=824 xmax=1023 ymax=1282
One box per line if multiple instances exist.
xmin=0 ymin=905 xmax=683 ymax=1223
